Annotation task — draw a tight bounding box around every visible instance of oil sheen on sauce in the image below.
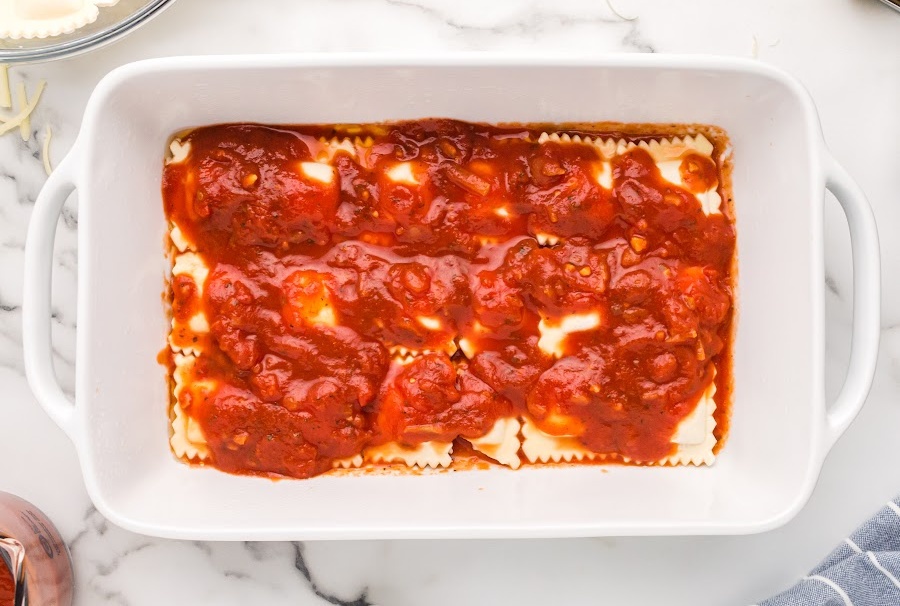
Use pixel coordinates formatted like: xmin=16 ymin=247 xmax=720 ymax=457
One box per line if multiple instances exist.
xmin=162 ymin=120 xmax=736 ymax=479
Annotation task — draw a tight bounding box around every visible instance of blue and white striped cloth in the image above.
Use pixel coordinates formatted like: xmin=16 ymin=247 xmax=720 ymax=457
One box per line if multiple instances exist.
xmin=759 ymin=496 xmax=900 ymax=606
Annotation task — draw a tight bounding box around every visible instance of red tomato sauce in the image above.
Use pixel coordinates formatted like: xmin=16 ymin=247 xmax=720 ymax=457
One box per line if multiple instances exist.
xmin=162 ymin=120 xmax=735 ymax=479
xmin=0 ymin=564 xmax=14 ymax=606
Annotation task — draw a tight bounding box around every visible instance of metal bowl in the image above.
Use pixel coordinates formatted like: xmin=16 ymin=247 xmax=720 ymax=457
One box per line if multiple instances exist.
xmin=0 ymin=0 xmax=177 ymax=64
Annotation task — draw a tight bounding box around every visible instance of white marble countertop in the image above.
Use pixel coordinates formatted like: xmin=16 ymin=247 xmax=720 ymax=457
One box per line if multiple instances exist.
xmin=1 ymin=1 xmax=899 ymax=604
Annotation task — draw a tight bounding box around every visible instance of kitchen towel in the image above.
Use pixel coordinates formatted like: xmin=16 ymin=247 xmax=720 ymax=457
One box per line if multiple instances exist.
xmin=758 ymin=496 xmax=900 ymax=606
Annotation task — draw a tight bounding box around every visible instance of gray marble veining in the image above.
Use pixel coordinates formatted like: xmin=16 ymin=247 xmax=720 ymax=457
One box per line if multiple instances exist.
xmin=1 ymin=1 xmax=899 ymax=604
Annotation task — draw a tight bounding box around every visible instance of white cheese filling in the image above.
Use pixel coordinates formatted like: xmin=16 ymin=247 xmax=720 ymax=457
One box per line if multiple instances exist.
xmin=537 ymin=311 xmax=602 ymax=358
xmin=386 ymin=162 xmax=419 ymax=185
xmin=299 ymin=161 xmax=336 ymax=184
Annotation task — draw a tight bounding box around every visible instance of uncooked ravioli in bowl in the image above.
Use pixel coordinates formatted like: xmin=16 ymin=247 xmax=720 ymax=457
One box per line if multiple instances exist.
xmin=0 ymin=0 xmax=121 ymax=39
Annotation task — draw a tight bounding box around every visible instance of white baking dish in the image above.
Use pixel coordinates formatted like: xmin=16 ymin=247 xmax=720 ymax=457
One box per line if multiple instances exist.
xmin=22 ymin=55 xmax=880 ymax=540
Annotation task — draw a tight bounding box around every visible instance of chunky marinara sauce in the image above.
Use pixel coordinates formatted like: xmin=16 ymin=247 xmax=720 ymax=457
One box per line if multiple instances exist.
xmin=162 ymin=120 xmax=735 ymax=479
xmin=0 ymin=565 xmax=13 ymax=606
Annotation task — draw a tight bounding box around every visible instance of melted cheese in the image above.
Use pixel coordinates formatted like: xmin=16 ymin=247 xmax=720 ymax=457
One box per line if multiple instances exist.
xmin=406 ymin=316 xmax=456 ymax=354
xmin=188 ymin=313 xmax=210 ymax=333
xmin=537 ymin=311 xmax=602 ymax=357
xmin=416 ymin=315 xmax=443 ymax=331
xmin=476 ymin=235 xmax=505 ymax=247
xmin=595 ymin=161 xmax=612 ymax=189
xmin=309 ymin=305 xmax=337 ymax=327
xmin=299 ymin=161 xmax=335 ymax=184
xmin=468 ymin=417 xmax=521 ymax=469
xmin=457 ymin=321 xmax=489 ymax=358
xmin=358 ymin=232 xmax=393 ymax=246
xmin=284 ymin=271 xmax=338 ymax=328
xmin=386 ymin=162 xmax=418 ymax=185
xmin=457 ymin=337 xmax=477 ymax=359
xmin=169 ymin=223 xmax=192 ymax=253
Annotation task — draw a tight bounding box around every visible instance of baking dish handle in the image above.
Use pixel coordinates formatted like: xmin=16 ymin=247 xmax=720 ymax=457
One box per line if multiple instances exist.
xmin=22 ymin=148 xmax=79 ymax=445
xmin=823 ymin=152 xmax=881 ymax=449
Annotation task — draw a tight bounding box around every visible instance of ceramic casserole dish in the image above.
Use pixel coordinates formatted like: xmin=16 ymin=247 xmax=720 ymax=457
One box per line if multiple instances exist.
xmin=22 ymin=54 xmax=880 ymax=539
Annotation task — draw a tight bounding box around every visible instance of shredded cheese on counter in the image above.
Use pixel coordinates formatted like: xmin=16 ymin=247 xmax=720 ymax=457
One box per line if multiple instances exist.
xmin=0 ymin=79 xmax=45 ymax=136
xmin=0 ymin=64 xmax=10 ymax=109
xmin=0 ymin=65 xmax=53 ymax=175
xmin=42 ymin=125 xmax=52 ymax=175
xmin=16 ymin=81 xmax=29 ymax=141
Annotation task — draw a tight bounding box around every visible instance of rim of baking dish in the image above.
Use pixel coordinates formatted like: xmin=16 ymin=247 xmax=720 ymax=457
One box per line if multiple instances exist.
xmin=72 ymin=54 xmax=838 ymax=539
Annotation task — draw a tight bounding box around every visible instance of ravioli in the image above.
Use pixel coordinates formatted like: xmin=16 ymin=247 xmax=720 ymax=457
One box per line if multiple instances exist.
xmin=521 ymin=372 xmax=718 ymax=466
xmin=468 ymin=417 xmax=522 ymax=469
xmin=365 ymin=441 xmax=454 ymax=469
xmin=169 ymin=353 xmax=211 ymax=461
xmin=0 ymin=0 xmax=120 ymax=39
xmin=162 ymin=121 xmax=735 ymax=479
